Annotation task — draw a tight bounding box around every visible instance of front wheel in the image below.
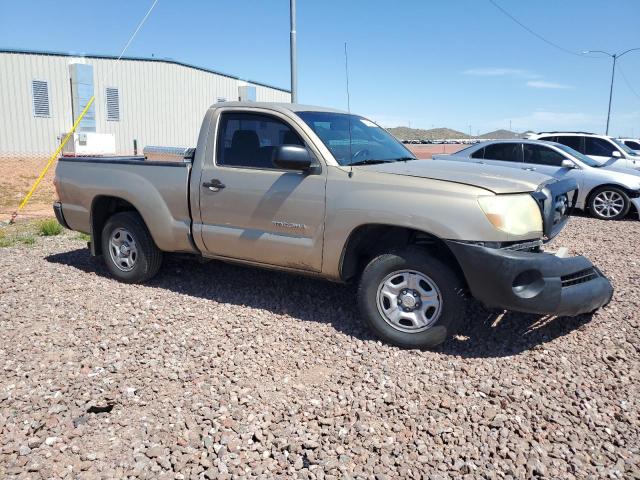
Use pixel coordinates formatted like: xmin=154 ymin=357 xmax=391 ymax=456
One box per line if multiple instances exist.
xmin=101 ymin=211 xmax=163 ymax=283
xmin=588 ymin=186 xmax=630 ymax=220
xmin=357 ymin=247 xmax=466 ymax=349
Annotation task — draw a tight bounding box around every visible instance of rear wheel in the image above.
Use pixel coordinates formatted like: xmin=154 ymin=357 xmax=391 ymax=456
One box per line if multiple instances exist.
xmin=588 ymin=186 xmax=630 ymax=220
xmin=357 ymin=247 xmax=466 ymax=348
xmin=101 ymin=211 xmax=162 ymax=283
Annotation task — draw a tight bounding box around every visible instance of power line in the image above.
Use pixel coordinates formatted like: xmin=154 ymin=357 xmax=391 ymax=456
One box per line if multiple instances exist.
xmin=618 ymin=65 xmax=640 ymax=101
xmin=487 ymin=0 xmax=588 ymax=58
xmin=117 ymin=0 xmax=160 ymax=61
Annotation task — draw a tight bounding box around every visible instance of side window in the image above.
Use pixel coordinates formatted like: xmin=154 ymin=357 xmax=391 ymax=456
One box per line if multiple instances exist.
xmin=555 ymin=136 xmax=582 ymax=152
xmin=624 ymin=140 xmax=640 ymax=150
xmin=471 ymin=147 xmax=484 ymax=159
xmin=483 ymin=143 xmax=522 ymax=162
xmin=216 ymin=112 xmax=304 ymax=169
xmin=523 ymin=144 xmax=566 ymax=166
xmin=584 ymin=137 xmax=617 ymax=157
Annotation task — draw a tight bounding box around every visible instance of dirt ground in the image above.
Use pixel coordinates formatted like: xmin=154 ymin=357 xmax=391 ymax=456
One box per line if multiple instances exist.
xmin=0 ymin=156 xmax=56 ymax=222
xmin=406 ymin=144 xmax=466 ymax=159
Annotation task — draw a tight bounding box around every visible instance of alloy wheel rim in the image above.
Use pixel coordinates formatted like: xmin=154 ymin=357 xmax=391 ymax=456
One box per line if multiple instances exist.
xmin=109 ymin=227 xmax=138 ymax=272
xmin=593 ymin=191 xmax=624 ymax=218
xmin=376 ymin=270 xmax=442 ymax=333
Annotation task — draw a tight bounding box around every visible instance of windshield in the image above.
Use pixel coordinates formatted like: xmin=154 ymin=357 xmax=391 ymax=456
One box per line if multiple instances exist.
xmin=554 ymin=143 xmax=602 ymax=167
xmin=297 ymin=111 xmax=416 ymax=166
xmin=611 ymin=138 xmax=638 ymax=156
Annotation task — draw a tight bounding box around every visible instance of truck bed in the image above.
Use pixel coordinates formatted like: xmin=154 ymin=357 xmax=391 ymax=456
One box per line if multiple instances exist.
xmin=55 ymin=155 xmax=196 ymax=253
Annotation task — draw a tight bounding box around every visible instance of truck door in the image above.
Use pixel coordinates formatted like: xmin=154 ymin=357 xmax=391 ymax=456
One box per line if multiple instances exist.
xmin=197 ymin=110 xmax=326 ymax=272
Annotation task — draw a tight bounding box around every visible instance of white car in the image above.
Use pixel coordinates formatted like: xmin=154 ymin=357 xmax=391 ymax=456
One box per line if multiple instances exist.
xmin=434 ymin=139 xmax=640 ymax=220
xmin=527 ymin=131 xmax=640 ymax=171
xmin=618 ymin=138 xmax=640 ymax=154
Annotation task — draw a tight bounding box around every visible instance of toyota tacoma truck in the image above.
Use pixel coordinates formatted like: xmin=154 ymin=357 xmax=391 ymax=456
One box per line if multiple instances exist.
xmin=53 ymin=102 xmax=613 ymax=348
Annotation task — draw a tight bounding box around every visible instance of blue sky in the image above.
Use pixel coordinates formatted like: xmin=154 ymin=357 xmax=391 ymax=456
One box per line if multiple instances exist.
xmin=1 ymin=0 xmax=639 ymax=136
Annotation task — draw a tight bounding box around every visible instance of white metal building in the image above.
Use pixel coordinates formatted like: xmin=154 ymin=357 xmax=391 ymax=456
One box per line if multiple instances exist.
xmin=0 ymin=49 xmax=291 ymax=156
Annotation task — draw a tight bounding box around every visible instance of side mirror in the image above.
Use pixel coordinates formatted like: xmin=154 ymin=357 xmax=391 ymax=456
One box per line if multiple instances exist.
xmin=561 ymin=159 xmax=577 ymax=169
xmin=612 ymin=150 xmax=622 ymax=158
xmin=272 ymin=145 xmax=314 ymax=171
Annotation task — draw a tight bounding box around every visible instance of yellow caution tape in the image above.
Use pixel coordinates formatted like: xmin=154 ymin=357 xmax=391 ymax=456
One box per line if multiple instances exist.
xmin=10 ymin=95 xmax=96 ymax=223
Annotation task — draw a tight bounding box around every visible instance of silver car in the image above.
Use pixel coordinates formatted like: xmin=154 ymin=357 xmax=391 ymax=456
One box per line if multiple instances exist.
xmin=434 ymin=139 xmax=640 ymax=220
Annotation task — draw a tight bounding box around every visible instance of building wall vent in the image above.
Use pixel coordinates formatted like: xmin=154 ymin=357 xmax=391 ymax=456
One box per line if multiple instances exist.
xmin=106 ymin=87 xmax=120 ymax=121
xmin=32 ymin=80 xmax=50 ymax=117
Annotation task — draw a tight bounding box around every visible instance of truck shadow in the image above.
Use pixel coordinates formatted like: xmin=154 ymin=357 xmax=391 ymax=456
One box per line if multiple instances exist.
xmin=45 ymin=248 xmax=594 ymax=359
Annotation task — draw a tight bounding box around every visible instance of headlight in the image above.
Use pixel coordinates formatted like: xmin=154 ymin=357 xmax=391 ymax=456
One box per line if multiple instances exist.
xmin=478 ymin=194 xmax=543 ymax=236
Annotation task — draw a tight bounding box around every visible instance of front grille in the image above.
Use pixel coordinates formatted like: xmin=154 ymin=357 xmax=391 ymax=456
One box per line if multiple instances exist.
xmin=501 ymin=239 xmax=543 ymax=252
xmin=561 ymin=268 xmax=600 ymax=287
xmin=532 ymin=178 xmax=578 ymax=240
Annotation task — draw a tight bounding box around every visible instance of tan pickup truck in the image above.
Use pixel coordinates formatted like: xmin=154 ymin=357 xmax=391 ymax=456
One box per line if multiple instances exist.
xmin=53 ymin=102 xmax=613 ymax=348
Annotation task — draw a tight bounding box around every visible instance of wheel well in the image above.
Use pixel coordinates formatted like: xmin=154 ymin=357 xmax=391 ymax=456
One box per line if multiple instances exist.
xmin=585 ymin=183 xmax=636 ymax=212
xmin=339 ymin=224 xmax=465 ymax=284
xmin=91 ymin=196 xmax=138 ymax=255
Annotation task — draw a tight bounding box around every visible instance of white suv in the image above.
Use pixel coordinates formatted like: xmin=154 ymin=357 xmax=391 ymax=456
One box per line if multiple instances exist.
xmin=527 ymin=132 xmax=640 ymax=171
xmin=618 ymin=138 xmax=640 ymax=154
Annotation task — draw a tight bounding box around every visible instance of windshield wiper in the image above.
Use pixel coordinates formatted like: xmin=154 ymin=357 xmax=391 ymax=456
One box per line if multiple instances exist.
xmin=349 ymin=157 xmax=417 ymax=166
xmin=349 ymin=159 xmax=390 ymax=166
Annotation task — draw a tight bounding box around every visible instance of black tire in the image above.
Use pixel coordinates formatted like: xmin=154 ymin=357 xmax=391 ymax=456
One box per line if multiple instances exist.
xmin=588 ymin=186 xmax=631 ymax=220
xmin=101 ymin=211 xmax=162 ymax=283
xmin=357 ymin=247 xmax=466 ymax=349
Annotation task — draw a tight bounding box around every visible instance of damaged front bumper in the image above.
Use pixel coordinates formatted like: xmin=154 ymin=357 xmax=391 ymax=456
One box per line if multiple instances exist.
xmin=446 ymin=240 xmax=613 ymax=317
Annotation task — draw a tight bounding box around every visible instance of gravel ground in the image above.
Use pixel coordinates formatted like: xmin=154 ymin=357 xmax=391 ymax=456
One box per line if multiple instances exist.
xmin=1 ymin=216 xmax=639 ymax=479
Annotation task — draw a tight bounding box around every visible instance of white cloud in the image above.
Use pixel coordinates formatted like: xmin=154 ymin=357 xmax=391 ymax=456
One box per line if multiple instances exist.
xmin=526 ymin=80 xmax=573 ymax=89
xmin=462 ymin=68 xmax=539 ymax=79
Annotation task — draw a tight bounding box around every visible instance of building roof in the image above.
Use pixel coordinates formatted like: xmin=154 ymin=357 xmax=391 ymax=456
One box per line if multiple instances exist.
xmin=0 ymin=47 xmax=290 ymax=93
xmin=210 ymin=101 xmax=347 ymax=114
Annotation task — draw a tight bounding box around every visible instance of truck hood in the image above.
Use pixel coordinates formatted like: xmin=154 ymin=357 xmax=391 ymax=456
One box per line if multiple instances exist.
xmin=359 ymin=159 xmax=552 ymax=194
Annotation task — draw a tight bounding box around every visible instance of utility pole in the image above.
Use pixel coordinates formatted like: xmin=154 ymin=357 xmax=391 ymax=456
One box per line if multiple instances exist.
xmin=290 ymin=0 xmax=297 ymax=103
xmin=605 ymin=54 xmax=617 ymax=135
xmin=583 ymin=48 xmax=640 ymax=134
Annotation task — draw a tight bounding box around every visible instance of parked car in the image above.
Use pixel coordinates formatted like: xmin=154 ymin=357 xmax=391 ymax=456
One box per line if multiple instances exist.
xmin=527 ymin=131 xmax=640 ymax=171
xmin=434 ymin=139 xmax=640 ymax=220
xmin=53 ymin=102 xmax=612 ymax=348
xmin=618 ymin=138 xmax=640 ymax=153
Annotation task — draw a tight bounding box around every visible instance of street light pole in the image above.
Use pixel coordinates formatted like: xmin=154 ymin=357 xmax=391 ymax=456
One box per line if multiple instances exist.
xmin=605 ymin=55 xmax=617 ymax=135
xmin=290 ymin=0 xmax=297 ymax=103
xmin=583 ymin=47 xmax=640 ymax=135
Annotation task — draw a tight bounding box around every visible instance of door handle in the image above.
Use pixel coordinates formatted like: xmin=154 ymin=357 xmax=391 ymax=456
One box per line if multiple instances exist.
xmin=523 ymin=167 xmax=536 ymax=171
xmin=202 ymin=179 xmax=226 ymax=191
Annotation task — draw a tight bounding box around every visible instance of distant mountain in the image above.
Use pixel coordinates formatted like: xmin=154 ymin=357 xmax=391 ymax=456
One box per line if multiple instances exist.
xmin=387 ymin=126 xmax=471 ymax=140
xmin=478 ymin=129 xmax=524 ymax=139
